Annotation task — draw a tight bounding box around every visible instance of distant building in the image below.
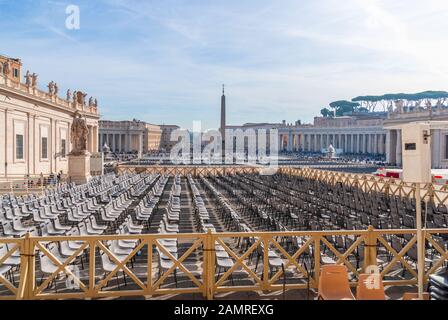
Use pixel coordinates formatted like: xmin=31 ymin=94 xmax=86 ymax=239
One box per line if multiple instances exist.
xmin=99 ymin=119 xmax=174 ymax=154
xmin=227 ymin=99 xmax=448 ymax=168
xmin=159 ymin=124 xmax=180 ymax=152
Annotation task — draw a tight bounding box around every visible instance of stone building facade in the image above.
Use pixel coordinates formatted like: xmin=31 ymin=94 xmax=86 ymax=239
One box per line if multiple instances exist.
xmin=99 ymin=120 xmax=164 ymax=154
xmin=0 ymin=55 xmax=100 ymax=180
xmin=159 ymin=124 xmax=180 ymax=152
xmin=227 ymin=101 xmax=448 ymax=168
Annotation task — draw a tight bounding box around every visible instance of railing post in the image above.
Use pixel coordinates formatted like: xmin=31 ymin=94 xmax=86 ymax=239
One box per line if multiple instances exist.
xmin=363 ymin=225 xmax=377 ymax=272
xmin=313 ymin=236 xmax=320 ymax=289
xmin=17 ymin=232 xmax=34 ymax=300
xmin=262 ymin=235 xmax=269 ymax=291
xmin=88 ymin=239 xmax=96 ymax=298
xmin=204 ymin=229 xmax=215 ymax=300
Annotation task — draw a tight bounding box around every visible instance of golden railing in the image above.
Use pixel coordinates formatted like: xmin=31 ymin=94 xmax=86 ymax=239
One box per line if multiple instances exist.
xmin=115 ymin=165 xmax=448 ymax=205
xmin=116 ymin=165 xmax=261 ymax=177
xmin=1 ymin=228 xmax=447 ymax=300
xmin=282 ymin=167 xmax=448 ymax=205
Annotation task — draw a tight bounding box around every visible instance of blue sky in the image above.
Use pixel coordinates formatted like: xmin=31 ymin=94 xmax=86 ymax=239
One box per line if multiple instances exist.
xmin=1 ymin=0 xmax=448 ymax=129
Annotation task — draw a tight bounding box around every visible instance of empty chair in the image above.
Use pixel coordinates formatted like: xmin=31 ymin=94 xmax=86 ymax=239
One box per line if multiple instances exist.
xmin=402 ymin=292 xmax=430 ymax=300
xmin=317 ymin=264 xmax=355 ymax=300
xmin=356 ymin=274 xmax=386 ymax=300
xmin=99 ymin=251 xmax=128 ymax=289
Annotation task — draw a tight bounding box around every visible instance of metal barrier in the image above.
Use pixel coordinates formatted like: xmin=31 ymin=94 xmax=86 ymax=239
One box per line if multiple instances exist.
xmin=0 ymin=175 xmax=67 ymax=195
xmin=1 ymin=227 xmax=447 ymax=300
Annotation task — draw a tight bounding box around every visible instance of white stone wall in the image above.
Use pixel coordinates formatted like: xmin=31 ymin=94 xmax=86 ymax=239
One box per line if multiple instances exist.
xmin=0 ymin=82 xmax=99 ymax=179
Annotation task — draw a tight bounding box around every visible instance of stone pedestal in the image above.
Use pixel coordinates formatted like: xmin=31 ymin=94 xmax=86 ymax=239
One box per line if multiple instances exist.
xmin=68 ymin=153 xmax=91 ymax=185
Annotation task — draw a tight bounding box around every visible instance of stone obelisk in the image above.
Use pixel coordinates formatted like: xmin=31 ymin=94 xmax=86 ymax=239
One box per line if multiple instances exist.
xmin=220 ymin=84 xmax=226 ymax=157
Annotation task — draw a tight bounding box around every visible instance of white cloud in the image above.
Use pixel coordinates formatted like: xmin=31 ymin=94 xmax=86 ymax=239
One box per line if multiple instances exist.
xmin=2 ymin=0 xmax=448 ymax=129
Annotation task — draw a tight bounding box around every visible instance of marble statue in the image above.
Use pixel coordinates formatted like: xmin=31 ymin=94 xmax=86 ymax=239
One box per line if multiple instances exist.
xmin=31 ymin=73 xmax=38 ymax=88
xmin=66 ymin=89 xmax=72 ymax=101
xmin=54 ymin=82 xmax=59 ymax=95
xmin=24 ymin=70 xmax=31 ymax=86
xmin=70 ymin=111 xmax=89 ymax=155
xmin=394 ymin=100 xmax=404 ymax=113
xmin=75 ymin=91 xmax=88 ymax=105
xmin=48 ymin=81 xmax=55 ymax=94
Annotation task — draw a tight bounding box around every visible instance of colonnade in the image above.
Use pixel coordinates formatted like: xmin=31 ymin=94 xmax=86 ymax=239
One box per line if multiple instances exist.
xmin=99 ymin=132 xmax=143 ymax=154
xmin=278 ymin=131 xmax=387 ymax=155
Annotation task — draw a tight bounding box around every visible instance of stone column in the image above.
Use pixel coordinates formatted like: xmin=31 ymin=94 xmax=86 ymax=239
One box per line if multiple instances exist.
xmin=365 ymin=134 xmax=369 ymax=154
xmin=348 ymin=134 xmax=352 ymax=153
xmin=396 ymin=129 xmax=402 ymax=166
xmin=357 ymin=134 xmax=362 ymax=153
xmin=126 ymin=132 xmax=131 ymax=152
xmin=374 ymin=134 xmax=378 ymax=155
xmin=385 ymin=131 xmax=391 ymax=162
xmin=111 ymin=133 xmax=115 ymax=152
xmin=90 ymin=126 xmax=94 ymax=153
xmin=372 ymin=134 xmax=376 ymax=154
xmin=378 ymin=134 xmax=382 ymax=154
xmin=288 ymin=131 xmax=293 ymax=152
xmin=138 ymin=134 xmax=143 ymax=157
xmin=93 ymin=126 xmax=98 ymax=152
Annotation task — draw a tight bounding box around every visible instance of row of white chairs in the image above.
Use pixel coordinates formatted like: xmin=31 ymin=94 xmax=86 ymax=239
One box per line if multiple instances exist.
xmin=186 ymin=176 xmax=234 ymax=273
xmin=155 ymin=176 xmax=183 ymax=285
xmin=134 ymin=175 xmax=168 ymax=223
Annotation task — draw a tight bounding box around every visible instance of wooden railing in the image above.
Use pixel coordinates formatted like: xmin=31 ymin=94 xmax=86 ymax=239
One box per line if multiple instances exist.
xmin=115 ymin=165 xmax=448 ymax=205
xmin=1 ymin=228 xmax=447 ymax=300
xmin=282 ymin=167 xmax=448 ymax=205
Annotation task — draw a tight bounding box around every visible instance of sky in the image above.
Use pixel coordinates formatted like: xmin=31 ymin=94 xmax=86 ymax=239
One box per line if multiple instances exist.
xmin=1 ymin=0 xmax=448 ymax=129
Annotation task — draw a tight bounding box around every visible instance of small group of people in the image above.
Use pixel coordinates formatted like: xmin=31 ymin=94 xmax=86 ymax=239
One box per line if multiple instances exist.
xmin=23 ymin=171 xmax=64 ymax=187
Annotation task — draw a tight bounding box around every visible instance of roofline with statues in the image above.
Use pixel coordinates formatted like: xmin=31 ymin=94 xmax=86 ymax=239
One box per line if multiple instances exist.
xmin=0 ymin=54 xmax=99 ymax=119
